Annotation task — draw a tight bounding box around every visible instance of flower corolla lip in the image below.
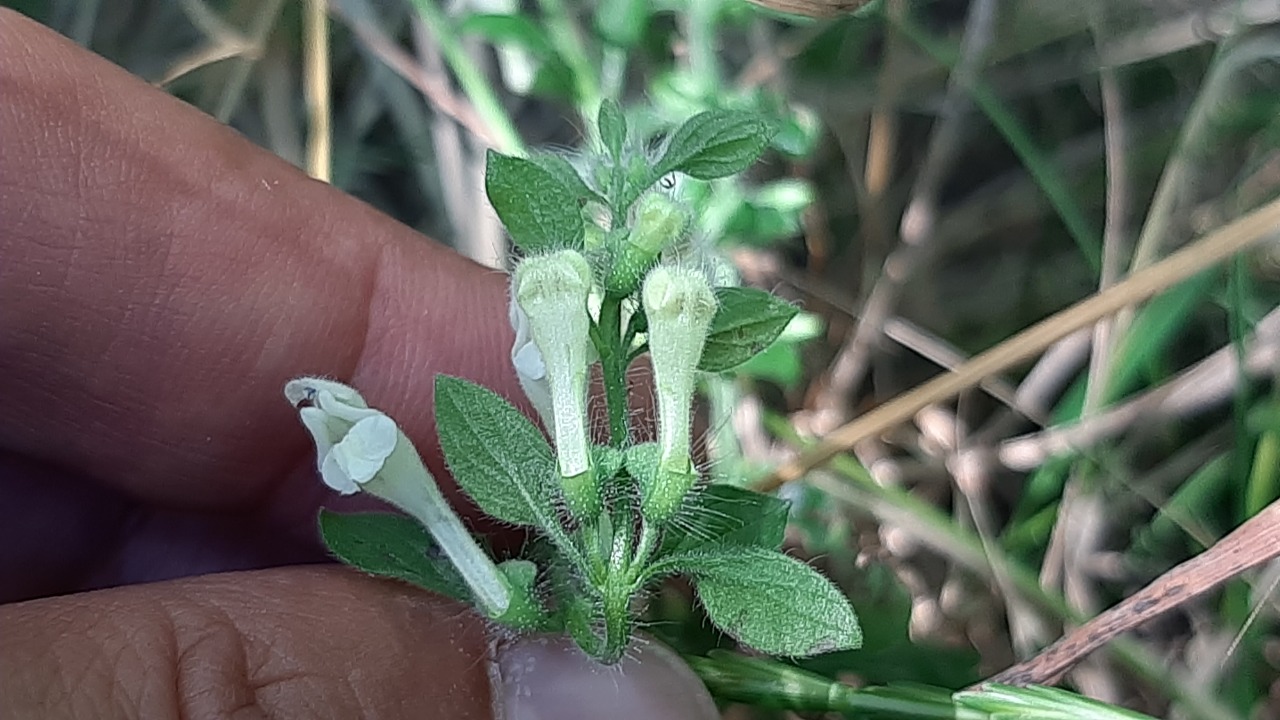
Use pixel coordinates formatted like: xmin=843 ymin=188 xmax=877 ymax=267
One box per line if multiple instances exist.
xmin=508 ymin=292 xmax=555 ymax=431
xmin=286 ymin=378 xmax=398 ymax=495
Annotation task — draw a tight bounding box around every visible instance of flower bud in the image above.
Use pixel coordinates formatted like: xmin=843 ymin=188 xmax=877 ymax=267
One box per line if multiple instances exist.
xmin=605 ymin=193 xmax=691 ymax=296
xmin=639 ymin=267 xmax=717 ymax=521
xmin=513 ymin=250 xmax=600 ymax=519
xmin=285 ymin=377 xmax=511 ymax=617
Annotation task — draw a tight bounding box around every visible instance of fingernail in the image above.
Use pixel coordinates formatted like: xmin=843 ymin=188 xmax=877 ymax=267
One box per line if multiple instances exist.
xmin=491 ymin=634 xmax=719 ymax=720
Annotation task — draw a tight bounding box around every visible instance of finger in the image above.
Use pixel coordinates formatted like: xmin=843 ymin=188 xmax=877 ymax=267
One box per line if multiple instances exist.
xmin=0 ymin=567 xmax=720 ymax=720
xmin=0 ymin=11 xmax=516 ymax=509
xmin=0 ymin=567 xmax=493 ymax=719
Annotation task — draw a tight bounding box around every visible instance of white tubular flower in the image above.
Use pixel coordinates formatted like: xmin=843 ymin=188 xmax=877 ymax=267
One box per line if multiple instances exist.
xmin=285 ymin=377 xmax=511 ymax=617
xmin=508 ymin=296 xmax=556 ymax=432
xmin=513 ymin=250 xmax=599 ymax=518
xmin=641 ymin=266 xmax=717 ymax=475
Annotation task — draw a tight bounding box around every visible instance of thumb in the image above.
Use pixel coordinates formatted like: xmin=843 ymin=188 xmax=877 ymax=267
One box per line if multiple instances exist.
xmin=0 ymin=567 xmax=719 ymax=720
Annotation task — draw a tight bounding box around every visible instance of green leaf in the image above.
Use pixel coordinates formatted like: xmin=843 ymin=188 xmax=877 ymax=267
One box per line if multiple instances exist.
xmin=485 ymin=151 xmax=585 ymax=252
xmin=318 ymin=510 xmax=469 ymax=602
xmin=673 ymin=547 xmax=861 ymax=657
xmin=597 ymin=99 xmax=627 ymax=160
xmin=699 ymin=287 xmax=800 ymax=372
xmin=734 ymin=313 xmax=822 ymax=389
xmin=527 ymin=152 xmax=605 ymax=205
xmin=434 ymin=375 xmax=560 ymax=529
xmin=654 ymin=111 xmax=776 ymax=180
xmin=662 ymin=484 xmax=789 ymax=555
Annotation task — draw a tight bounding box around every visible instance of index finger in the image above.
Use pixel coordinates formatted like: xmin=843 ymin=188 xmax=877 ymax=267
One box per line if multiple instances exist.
xmin=0 ymin=10 xmax=516 ymax=509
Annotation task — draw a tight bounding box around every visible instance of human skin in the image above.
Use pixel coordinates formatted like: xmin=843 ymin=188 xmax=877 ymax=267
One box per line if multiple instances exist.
xmin=0 ymin=10 xmax=712 ymax=720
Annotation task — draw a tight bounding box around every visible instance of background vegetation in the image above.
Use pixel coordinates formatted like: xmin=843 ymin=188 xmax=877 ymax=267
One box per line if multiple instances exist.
xmin=11 ymin=0 xmax=1280 ymax=717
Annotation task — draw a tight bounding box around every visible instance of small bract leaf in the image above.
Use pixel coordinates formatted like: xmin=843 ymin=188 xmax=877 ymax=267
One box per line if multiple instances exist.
xmin=661 ymin=484 xmax=789 ymax=555
xmin=494 ymin=559 xmax=550 ymax=631
xmin=699 ymin=287 xmax=800 ymax=372
xmin=318 ymin=510 xmax=470 ymax=602
xmin=592 ymin=444 xmax=625 ymax=483
xmin=676 ymin=547 xmax=861 ymax=657
xmin=434 ymin=375 xmax=560 ymax=530
xmin=654 ymin=110 xmax=776 ymax=181
xmin=485 ymin=151 xmax=585 ymax=252
xmin=597 ymin=99 xmax=627 ymax=160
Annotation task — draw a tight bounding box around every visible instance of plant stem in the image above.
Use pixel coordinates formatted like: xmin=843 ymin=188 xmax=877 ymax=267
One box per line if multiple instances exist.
xmin=626 ymin=520 xmax=660 ymax=586
xmin=597 ymin=294 xmax=631 ymax=447
xmin=598 ymin=579 xmax=630 ymax=663
xmin=597 ymin=528 xmax=636 ymax=663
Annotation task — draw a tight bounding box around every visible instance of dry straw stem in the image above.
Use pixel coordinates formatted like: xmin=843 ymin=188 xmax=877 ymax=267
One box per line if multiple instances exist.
xmin=758 ymin=193 xmax=1280 ymax=491
xmin=303 ymin=0 xmax=331 ymax=182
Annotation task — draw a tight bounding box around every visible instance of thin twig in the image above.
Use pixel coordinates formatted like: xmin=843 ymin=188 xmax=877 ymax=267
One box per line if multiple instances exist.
xmin=883 ymin=316 xmax=1032 ymax=422
xmin=409 ymin=16 xmax=496 ymax=266
xmin=157 ymin=0 xmax=257 ymax=87
xmin=213 ymin=0 xmax=288 ymax=123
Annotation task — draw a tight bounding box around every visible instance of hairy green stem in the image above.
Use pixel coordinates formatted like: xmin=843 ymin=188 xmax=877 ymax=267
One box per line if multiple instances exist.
xmin=597 ymin=295 xmax=631 ymax=447
xmin=626 ymin=520 xmax=660 ymax=587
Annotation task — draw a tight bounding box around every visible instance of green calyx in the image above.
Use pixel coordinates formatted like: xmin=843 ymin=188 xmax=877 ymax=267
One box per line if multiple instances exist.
xmin=605 ymin=192 xmax=692 ymax=295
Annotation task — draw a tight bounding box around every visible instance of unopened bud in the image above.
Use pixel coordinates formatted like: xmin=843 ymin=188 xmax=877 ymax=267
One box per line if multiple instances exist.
xmin=605 ymin=193 xmax=691 ymax=296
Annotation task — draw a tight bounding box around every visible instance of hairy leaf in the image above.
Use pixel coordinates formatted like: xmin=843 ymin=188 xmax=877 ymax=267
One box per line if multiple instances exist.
xmin=597 ymin=99 xmax=627 ymax=160
xmin=527 ymin=152 xmax=604 ymax=205
xmin=654 ymin=111 xmax=775 ymax=180
xmin=485 ymin=151 xmax=585 ymax=252
xmin=319 ymin=510 xmax=469 ymax=601
xmin=434 ymin=375 xmax=559 ymax=529
xmin=673 ymin=547 xmax=861 ymax=657
xmin=661 ymin=484 xmax=789 ymax=555
xmin=699 ymin=287 xmax=800 ymax=372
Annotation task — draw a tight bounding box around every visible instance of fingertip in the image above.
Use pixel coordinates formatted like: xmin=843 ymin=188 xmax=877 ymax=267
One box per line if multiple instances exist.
xmin=491 ymin=634 xmax=719 ymax=720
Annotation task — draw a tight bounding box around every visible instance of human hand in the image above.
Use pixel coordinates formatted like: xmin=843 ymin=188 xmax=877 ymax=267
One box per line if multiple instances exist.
xmin=0 ymin=10 xmax=715 ymax=719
